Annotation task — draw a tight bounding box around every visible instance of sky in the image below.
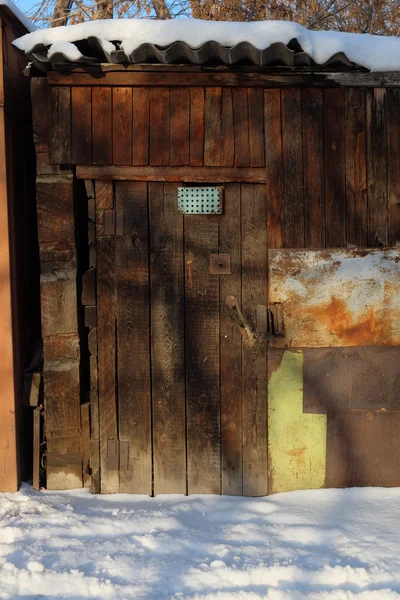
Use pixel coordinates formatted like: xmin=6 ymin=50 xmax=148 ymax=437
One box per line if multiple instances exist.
xmin=13 ymin=0 xmax=35 ymax=19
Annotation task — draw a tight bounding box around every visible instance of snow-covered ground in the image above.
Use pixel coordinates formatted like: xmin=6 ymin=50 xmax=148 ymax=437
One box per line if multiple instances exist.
xmin=1 ymin=484 xmax=400 ymax=599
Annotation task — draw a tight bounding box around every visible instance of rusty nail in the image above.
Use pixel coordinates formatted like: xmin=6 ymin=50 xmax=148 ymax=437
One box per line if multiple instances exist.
xmin=132 ymin=234 xmax=140 ymax=246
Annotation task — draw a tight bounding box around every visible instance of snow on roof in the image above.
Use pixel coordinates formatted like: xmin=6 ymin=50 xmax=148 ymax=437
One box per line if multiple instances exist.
xmin=0 ymin=0 xmax=35 ymax=32
xmin=13 ymin=18 xmax=400 ymax=72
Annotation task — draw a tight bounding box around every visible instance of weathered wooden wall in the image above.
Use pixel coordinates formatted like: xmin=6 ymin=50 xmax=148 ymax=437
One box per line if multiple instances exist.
xmin=0 ymin=10 xmax=38 ymax=492
xmin=48 ymin=83 xmax=400 ymax=248
xmin=33 ymin=71 xmax=400 ymax=494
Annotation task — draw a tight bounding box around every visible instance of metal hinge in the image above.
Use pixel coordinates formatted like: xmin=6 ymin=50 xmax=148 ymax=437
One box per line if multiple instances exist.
xmin=107 ymin=440 xmax=129 ymax=471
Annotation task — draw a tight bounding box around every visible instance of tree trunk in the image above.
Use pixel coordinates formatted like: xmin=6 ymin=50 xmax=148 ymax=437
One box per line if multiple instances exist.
xmin=152 ymin=0 xmax=172 ymax=19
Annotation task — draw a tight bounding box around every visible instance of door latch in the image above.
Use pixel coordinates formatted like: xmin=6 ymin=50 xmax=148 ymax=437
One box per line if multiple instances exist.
xmin=256 ymin=304 xmax=284 ymax=337
xmin=226 ymin=296 xmax=256 ymax=347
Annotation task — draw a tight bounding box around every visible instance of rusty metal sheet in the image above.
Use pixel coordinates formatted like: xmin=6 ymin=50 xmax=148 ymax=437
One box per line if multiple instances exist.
xmin=325 ymin=410 xmax=400 ymax=488
xmin=268 ymin=248 xmax=400 ymax=347
xmin=303 ymin=347 xmax=400 ymax=414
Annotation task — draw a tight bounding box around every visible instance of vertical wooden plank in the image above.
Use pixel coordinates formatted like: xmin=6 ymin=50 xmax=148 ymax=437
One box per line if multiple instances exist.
xmin=204 ymin=87 xmax=221 ymax=167
xmin=302 ymin=88 xmax=325 ymax=248
xmin=0 ymin=28 xmax=17 ymax=492
xmin=233 ymin=88 xmax=250 ymax=167
xmin=220 ymin=184 xmax=242 ymax=495
xmin=116 ymin=182 xmax=152 ymax=494
xmin=248 ymin=88 xmax=265 ymax=167
xmin=367 ymin=88 xmax=388 ymax=247
xmin=221 ymin=88 xmax=234 ymax=167
xmin=387 ymin=88 xmax=400 ymax=246
xmin=71 ymin=86 xmax=92 ymax=164
xmin=150 ymin=182 xmax=186 ymax=495
xmin=149 ymin=88 xmax=169 ymax=166
xmin=185 ymin=214 xmax=220 ymax=494
xmin=113 ymin=87 xmax=133 ymax=165
xmin=189 ymin=87 xmax=204 ymax=167
xmin=170 ymin=88 xmax=189 ymax=166
xmin=92 ymin=87 xmax=112 ymax=165
xmin=345 ymin=88 xmax=367 ymax=247
xmin=133 ymin=87 xmax=149 ymax=166
xmin=90 ymin=439 xmax=100 ymax=493
xmin=81 ymin=403 xmax=91 ymax=488
xmin=324 ymin=89 xmax=346 ymax=248
xmin=282 ymin=89 xmax=304 ymax=248
xmin=241 ymin=184 xmax=268 ymax=497
xmin=265 ymin=90 xmax=284 ymax=249
xmin=97 ymin=235 xmax=119 ymax=493
xmin=32 ymin=408 xmax=41 ymax=491
xmin=49 ymin=86 xmax=71 ymax=164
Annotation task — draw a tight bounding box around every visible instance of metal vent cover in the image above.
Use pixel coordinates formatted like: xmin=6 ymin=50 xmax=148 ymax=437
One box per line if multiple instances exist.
xmin=178 ymin=187 xmax=223 ymax=214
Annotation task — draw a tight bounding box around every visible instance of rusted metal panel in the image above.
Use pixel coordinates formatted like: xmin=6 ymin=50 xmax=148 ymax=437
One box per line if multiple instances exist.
xmin=268 ymin=248 xmax=400 ymax=347
xmin=325 ymin=409 xmax=400 ymax=488
xmin=303 ymin=347 xmax=400 ymax=414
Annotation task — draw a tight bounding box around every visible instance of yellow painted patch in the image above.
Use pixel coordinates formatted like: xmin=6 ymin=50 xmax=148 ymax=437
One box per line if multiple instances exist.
xmin=268 ymin=350 xmax=327 ymax=494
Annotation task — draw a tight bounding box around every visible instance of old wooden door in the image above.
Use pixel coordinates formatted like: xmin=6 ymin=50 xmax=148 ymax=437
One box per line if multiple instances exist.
xmin=96 ymin=180 xmax=268 ymax=496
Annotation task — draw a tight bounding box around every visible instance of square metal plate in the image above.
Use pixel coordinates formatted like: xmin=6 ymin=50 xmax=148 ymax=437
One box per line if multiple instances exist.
xmin=210 ymin=254 xmax=231 ymax=274
xmin=178 ymin=187 xmax=223 ymax=214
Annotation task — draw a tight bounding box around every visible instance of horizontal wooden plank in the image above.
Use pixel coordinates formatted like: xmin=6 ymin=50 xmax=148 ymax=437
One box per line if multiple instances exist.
xmin=76 ymin=165 xmax=265 ymax=183
xmin=48 ymin=71 xmax=400 ymax=88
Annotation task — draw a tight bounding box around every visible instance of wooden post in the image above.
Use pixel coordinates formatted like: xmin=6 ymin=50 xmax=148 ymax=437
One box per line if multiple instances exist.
xmin=0 ymin=16 xmax=18 ymax=492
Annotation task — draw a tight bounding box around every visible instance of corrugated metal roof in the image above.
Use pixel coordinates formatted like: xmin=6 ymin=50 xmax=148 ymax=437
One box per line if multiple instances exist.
xmin=22 ymin=38 xmax=365 ymax=72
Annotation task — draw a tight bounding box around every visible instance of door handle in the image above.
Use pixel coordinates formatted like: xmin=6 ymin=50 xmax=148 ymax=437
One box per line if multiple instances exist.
xmin=226 ymin=295 xmax=256 ymax=347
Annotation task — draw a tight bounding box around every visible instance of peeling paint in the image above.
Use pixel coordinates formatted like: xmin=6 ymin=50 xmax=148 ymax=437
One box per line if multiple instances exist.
xmin=269 ymin=248 xmax=400 ymax=347
xmin=268 ymin=350 xmax=327 ymax=494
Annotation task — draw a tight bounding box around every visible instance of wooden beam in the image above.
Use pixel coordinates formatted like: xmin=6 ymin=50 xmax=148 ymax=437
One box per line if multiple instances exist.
xmin=77 ymin=165 xmax=265 ymax=183
xmin=0 ymin=17 xmax=18 ymax=492
xmin=48 ymin=70 xmax=400 ymax=88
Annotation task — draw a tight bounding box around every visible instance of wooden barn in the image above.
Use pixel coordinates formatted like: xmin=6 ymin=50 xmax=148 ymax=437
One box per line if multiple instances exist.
xmin=13 ymin=20 xmax=400 ymax=495
xmin=0 ymin=2 xmax=38 ymax=493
